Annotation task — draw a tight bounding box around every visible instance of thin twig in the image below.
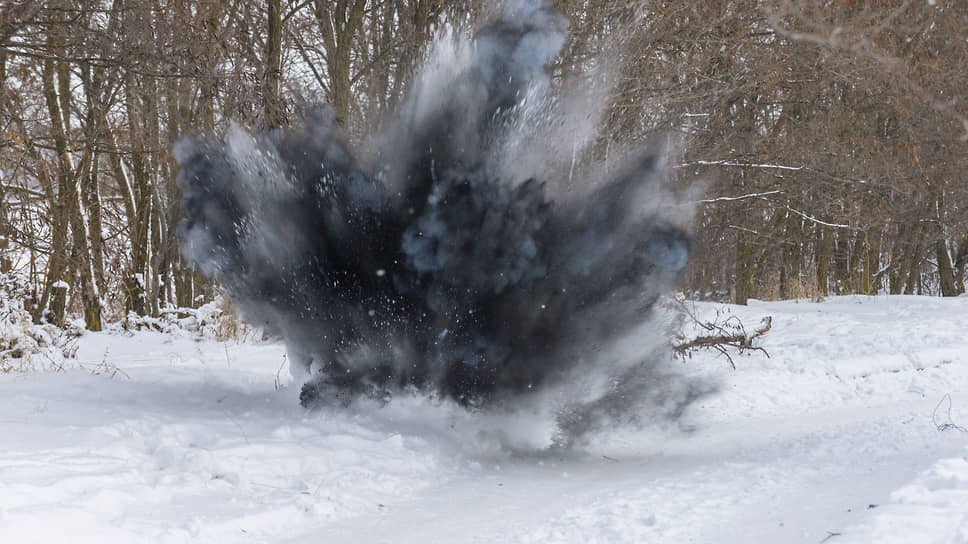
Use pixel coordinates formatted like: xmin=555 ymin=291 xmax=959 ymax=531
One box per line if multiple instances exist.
xmin=275 ymin=354 xmax=288 ymax=391
xmin=932 ymin=394 xmax=967 ymax=433
xmin=695 ymin=190 xmax=783 ymax=204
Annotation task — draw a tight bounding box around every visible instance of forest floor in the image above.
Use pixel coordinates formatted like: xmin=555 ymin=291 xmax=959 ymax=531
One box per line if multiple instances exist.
xmin=1 ymin=295 xmax=966 ymax=543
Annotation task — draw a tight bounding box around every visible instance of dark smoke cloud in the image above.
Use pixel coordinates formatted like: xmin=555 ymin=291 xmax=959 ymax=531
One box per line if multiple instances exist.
xmin=175 ymin=0 xmax=692 ymax=412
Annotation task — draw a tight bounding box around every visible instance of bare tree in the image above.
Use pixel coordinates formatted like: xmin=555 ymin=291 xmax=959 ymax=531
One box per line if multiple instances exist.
xmin=2 ymin=0 xmax=966 ymax=332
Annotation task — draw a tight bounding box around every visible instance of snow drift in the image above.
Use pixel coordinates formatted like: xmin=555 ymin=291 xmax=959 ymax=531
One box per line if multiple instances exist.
xmin=174 ymin=0 xmax=691 ymax=411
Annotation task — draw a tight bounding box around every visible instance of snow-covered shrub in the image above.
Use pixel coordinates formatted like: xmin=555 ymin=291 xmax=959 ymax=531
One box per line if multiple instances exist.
xmin=0 ymin=272 xmax=79 ymax=372
xmin=117 ymin=294 xmax=267 ymax=342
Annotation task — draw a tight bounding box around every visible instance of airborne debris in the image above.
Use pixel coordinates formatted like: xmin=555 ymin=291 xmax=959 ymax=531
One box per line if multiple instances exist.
xmin=175 ymin=1 xmax=691 ymax=410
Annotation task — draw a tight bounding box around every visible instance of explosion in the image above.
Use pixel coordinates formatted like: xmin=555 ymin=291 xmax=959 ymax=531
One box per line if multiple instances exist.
xmin=175 ymin=0 xmax=691 ymax=412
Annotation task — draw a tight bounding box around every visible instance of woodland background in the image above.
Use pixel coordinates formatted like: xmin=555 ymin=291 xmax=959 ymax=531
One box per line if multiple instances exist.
xmin=1 ymin=0 xmax=966 ymax=332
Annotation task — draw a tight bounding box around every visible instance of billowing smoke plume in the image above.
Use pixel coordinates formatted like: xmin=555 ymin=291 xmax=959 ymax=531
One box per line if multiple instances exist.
xmin=175 ymin=1 xmax=692 ymax=412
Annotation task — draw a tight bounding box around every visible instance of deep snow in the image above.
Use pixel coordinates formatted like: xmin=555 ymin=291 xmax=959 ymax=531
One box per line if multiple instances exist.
xmin=1 ymin=295 xmax=966 ymax=543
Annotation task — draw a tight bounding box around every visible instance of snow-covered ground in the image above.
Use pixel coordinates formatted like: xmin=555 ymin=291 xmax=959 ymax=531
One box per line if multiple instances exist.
xmin=1 ymin=295 xmax=966 ymax=543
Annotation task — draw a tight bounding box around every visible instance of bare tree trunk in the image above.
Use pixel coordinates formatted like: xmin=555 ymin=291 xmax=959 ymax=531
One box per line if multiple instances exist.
xmin=936 ymin=239 xmax=958 ymax=297
xmin=733 ymin=236 xmax=755 ymax=305
xmin=39 ymin=50 xmax=71 ymax=326
xmin=122 ymin=68 xmax=152 ymax=316
xmin=953 ymin=236 xmax=968 ymax=294
xmin=76 ymin=63 xmax=112 ymax=330
xmin=816 ymin=227 xmax=833 ymax=298
xmin=860 ymin=228 xmax=881 ymax=295
xmin=198 ymin=2 xmax=222 ymax=133
xmin=263 ymin=0 xmax=285 ymax=128
xmin=314 ymin=0 xmax=368 ymax=125
xmin=903 ymin=226 xmax=924 ymax=295
xmin=0 ymin=49 xmax=9 ymax=274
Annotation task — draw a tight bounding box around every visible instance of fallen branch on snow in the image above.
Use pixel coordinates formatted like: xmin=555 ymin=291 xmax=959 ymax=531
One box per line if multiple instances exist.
xmin=671 ymin=297 xmax=772 ymax=369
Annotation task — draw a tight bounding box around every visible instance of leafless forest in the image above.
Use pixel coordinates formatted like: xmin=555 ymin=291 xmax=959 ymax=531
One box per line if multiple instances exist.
xmin=1 ymin=1 xmax=966 ymax=332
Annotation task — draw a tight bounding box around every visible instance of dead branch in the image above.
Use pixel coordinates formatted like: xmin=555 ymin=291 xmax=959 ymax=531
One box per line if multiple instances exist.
xmin=671 ymin=297 xmax=772 ymax=369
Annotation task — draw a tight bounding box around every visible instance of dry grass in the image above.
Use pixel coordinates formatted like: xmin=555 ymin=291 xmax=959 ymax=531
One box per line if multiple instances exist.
xmin=756 ymin=261 xmax=826 ymax=303
xmin=213 ymin=296 xmax=247 ymax=342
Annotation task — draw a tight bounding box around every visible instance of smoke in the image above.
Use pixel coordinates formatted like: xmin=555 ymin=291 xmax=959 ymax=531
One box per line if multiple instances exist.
xmin=175 ymin=0 xmax=697 ymax=423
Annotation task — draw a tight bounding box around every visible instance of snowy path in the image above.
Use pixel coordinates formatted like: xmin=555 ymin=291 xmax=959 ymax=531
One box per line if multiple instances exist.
xmin=1 ymin=296 xmax=967 ymax=543
xmin=308 ymin=396 xmax=964 ymax=543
